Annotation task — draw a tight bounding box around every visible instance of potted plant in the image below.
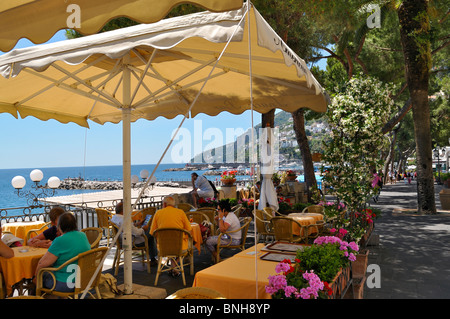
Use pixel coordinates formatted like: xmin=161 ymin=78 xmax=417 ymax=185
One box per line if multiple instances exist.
xmin=221 ymin=170 xmax=237 ymax=186
xmin=285 ymin=170 xmax=297 ymax=181
xmin=265 ymin=236 xmax=358 ymax=299
xmin=277 ymin=197 xmax=292 ymax=214
xmin=198 ymin=197 xmax=218 ymax=208
xmin=272 ymin=173 xmax=281 ymax=186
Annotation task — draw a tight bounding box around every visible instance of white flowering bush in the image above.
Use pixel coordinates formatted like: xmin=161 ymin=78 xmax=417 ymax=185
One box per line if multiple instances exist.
xmin=322 ymin=74 xmax=394 ymax=240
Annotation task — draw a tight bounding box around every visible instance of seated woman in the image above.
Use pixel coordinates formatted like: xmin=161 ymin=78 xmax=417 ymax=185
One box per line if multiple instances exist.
xmin=28 ymin=206 xmax=65 ymax=248
xmin=34 ymin=212 xmax=91 ymax=293
xmin=205 ymin=199 xmax=241 ymax=263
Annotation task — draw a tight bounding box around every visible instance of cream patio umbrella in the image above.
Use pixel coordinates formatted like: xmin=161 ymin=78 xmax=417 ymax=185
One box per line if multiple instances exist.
xmin=0 ymin=0 xmax=243 ymax=52
xmin=0 ymin=2 xmax=328 ymax=295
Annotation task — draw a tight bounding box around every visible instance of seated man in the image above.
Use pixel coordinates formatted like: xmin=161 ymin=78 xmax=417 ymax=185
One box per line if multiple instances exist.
xmin=150 ymin=196 xmax=192 ymax=276
xmin=190 ymin=172 xmax=214 ymax=208
xmin=111 ymin=202 xmax=157 ymax=266
xmin=28 ymin=206 xmax=65 ymax=248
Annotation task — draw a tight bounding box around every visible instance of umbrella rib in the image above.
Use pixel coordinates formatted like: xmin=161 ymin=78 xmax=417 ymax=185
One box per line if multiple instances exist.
xmin=18 ymin=55 xmax=110 ymax=105
xmin=85 ymin=59 xmax=122 ymax=91
xmin=133 ymin=70 xmax=227 ymax=110
xmin=157 ymin=50 xmax=317 ymax=93
xmin=21 ymin=68 xmax=121 ymax=108
xmin=129 ymin=48 xmax=157 ymax=105
xmin=131 ymin=57 xmax=217 ymax=108
xmin=50 ymin=63 xmax=122 ymax=107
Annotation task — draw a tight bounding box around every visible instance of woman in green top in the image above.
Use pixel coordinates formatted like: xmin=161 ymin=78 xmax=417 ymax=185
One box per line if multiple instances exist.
xmin=34 ymin=212 xmax=91 ymax=293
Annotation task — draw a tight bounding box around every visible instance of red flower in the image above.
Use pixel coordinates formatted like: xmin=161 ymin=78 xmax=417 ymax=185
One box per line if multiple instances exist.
xmin=323 ymin=282 xmax=333 ymax=296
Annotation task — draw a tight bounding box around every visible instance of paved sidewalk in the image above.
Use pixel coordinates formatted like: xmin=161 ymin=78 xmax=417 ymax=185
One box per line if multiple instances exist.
xmin=363 ymin=181 xmax=450 ymax=299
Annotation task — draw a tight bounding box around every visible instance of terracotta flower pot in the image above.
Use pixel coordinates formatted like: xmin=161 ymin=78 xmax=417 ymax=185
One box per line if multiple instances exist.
xmin=286 ymin=175 xmax=297 ymax=181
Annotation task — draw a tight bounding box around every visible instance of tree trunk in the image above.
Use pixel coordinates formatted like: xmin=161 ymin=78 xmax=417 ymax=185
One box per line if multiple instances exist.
xmin=261 ymin=109 xmax=275 ymax=128
xmin=292 ymin=108 xmax=317 ymax=199
xmin=398 ymin=0 xmax=436 ymax=214
xmin=383 ymin=129 xmax=398 ymax=184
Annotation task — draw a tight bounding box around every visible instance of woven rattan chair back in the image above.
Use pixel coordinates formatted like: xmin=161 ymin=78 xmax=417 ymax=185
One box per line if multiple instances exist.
xmin=177 ymin=203 xmax=195 ymax=212
xmin=81 ymin=227 xmax=103 ymax=249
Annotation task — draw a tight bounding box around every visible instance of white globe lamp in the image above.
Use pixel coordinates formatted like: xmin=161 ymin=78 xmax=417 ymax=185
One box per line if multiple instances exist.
xmin=131 ymin=175 xmax=139 ymax=184
xmin=30 ymin=169 xmax=44 ymax=183
xmin=47 ymin=176 xmax=61 ymax=189
xmin=11 ymin=176 xmax=26 ymax=189
xmin=140 ymin=169 xmax=149 ymax=180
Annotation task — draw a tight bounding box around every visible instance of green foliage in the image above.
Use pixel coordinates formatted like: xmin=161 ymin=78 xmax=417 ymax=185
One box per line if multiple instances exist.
xmin=296 ymin=244 xmax=347 ymax=282
xmin=322 ymin=74 xmax=395 ymax=213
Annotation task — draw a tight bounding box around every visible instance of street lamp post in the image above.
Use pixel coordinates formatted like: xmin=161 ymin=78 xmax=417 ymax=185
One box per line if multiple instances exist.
xmin=11 ymin=169 xmax=61 ymax=209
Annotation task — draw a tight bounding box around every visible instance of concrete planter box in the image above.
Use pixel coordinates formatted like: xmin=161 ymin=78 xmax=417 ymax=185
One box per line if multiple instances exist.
xmin=439 ymin=189 xmax=450 ymax=210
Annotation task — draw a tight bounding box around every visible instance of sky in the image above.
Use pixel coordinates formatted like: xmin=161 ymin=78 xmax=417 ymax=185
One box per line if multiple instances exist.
xmin=0 ymin=30 xmax=327 ymax=170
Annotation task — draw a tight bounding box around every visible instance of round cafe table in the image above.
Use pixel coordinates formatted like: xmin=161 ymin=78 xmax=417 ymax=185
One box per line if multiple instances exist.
xmin=1 ymin=221 xmax=47 ymax=244
xmin=0 ymin=246 xmax=47 ymax=296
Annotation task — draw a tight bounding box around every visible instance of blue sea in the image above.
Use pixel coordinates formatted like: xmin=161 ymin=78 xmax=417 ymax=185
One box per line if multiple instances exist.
xmin=0 ymin=163 xmax=319 ymax=213
xmin=0 ymin=163 xmax=214 ymax=210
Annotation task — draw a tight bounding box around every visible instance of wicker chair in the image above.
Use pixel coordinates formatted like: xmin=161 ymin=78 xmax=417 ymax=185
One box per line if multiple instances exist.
xmin=231 ymin=204 xmax=244 ymax=219
xmin=186 ymin=211 xmax=213 ymax=253
xmin=253 ymin=209 xmax=274 ymax=243
xmin=263 ymin=207 xmax=283 ymax=218
xmin=195 ymin=207 xmax=217 ymax=234
xmin=153 ymin=228 xmax=194 ymax=286
xmin=177 ymin=203 xmax=196 ymax=212
xmin=216 ymin=217 xmax=252 ymax=263
xmin=25 ymin=221 xmax=51 ymax=245
xmin=271 ymin=216 xmax=308 ymax=244
xmin=0 ymin=272 xmax=5 ymax=299
xmin=141 ymin=206 xmax=157 ymax=220
xmin=36 ymin=247 xmax=108 ymax=299
xmin=95 ymin=208 xmax=113 ymax=246
xmin=81 ymin=227 xmax=103 ymax=249
xmin=301 ymin=205 xmax=325 ymax=214
xmin=186 ymin=211 xmax=210 ymax=225
xmin=109 ymin=221 xmax=151 ymax=276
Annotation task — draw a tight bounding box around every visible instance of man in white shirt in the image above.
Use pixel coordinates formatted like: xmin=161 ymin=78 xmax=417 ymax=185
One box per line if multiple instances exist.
xmin=111 ymin=202 xmax=157 ymax=265
xmin=190 ymin=172 xmax=215 ymax=208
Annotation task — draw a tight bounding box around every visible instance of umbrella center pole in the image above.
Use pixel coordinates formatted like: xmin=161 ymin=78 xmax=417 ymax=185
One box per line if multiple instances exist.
xmin=122 ymin=56 xmax=133 ymax=295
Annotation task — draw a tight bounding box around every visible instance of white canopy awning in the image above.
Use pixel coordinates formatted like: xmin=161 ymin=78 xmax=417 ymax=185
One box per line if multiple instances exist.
xmin=0 ymin=0 xmax=243 ymax=52
xmin=0 ymin=5 xmax=327 ymax=128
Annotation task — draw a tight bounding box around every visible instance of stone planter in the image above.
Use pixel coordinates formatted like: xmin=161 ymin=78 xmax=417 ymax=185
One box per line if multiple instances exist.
xmin=221 ymin=178 xmax=236 ymax=186
xmin=439 ymin=189 xmax=450 ymax=210
xmin=352 ymin=250 xmax=369 ymax=279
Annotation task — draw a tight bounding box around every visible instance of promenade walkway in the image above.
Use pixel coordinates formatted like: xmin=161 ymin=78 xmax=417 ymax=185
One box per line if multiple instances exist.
xmin=364 ymin=181 xmax=450 ymax=299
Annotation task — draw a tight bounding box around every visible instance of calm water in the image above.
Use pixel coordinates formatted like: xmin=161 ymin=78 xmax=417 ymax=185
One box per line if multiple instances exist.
xmin=0 ymin=163 xmax=317 ymax=213
xmin=0 ymin=163 xmax=210 ymax=209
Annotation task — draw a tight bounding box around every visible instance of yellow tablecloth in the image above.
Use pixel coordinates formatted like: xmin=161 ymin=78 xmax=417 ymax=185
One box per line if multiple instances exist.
xmin=1 ymin=221 xmax=47 ymax=243
xmin=0 ymin=246 xmax=47 ymax=295
xmin=190 ymin=223 xmax=202 ymax=254
xmin=192 ymin=244 xmax=276 ymax=299
xmin=288 ymin=213 xmax=323 ymax=236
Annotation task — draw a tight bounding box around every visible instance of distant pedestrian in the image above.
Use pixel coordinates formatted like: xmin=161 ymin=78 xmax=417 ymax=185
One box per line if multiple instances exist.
xmin=371 ymin=169 xmax=382 ymax=203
